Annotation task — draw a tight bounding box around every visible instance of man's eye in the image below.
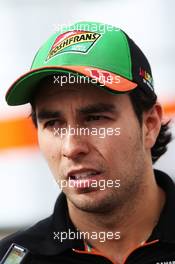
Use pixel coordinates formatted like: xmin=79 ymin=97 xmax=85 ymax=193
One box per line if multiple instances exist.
xmin=44 ymin=120 xmax=60 ymax=128
xmin=86 ymin=115 xmax=109 ymax=122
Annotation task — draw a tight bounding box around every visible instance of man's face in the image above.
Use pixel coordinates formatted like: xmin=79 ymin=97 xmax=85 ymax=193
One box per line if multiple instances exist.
xmin=35 ymin=79 xmax=149 ymax=213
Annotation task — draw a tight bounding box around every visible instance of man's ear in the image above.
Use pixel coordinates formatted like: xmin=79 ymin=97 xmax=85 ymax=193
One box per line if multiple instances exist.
xmin=142 ymin=103 xmax=163 ymax=149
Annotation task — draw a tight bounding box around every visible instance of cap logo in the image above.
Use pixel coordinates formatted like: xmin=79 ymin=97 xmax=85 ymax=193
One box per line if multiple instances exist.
xmin=88 ymin=69 xmax=112 ymax=82
xmin=46 ymin=30 xmax=101 ymax=61
xmin=139 ymin=67 xmax=154 ymax=90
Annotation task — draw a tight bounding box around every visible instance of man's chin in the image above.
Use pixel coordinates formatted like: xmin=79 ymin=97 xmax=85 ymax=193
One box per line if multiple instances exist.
xmin=66 ymin=190 xmax=115 ymax=213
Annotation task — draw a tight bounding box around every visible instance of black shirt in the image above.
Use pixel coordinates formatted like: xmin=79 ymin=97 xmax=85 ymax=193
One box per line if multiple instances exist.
xmin=0 ymin=169 xmax=175 ymax=264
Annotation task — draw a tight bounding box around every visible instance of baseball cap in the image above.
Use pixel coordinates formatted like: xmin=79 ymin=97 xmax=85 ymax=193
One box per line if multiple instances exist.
xmin=6 ymin=21 xmax=154 ymax=106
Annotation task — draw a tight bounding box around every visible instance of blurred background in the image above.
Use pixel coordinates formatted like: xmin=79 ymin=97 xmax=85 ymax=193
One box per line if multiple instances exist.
xmin=0 ymin=0 xmax=175 ymax=238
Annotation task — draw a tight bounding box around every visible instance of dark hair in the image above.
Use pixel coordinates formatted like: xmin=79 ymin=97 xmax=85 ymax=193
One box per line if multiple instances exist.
xmin=30 ymin=86 xmax=173 ymax=164
xmin=128 ymin=87 xmax=172 ymax=163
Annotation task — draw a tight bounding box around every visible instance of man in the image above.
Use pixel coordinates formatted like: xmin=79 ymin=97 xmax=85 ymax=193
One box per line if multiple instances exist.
xmin=0 ymin=21 xmax=174 ymax=264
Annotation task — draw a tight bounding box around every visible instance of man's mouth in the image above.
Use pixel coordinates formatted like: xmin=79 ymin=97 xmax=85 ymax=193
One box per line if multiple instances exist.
xmin=67 ymin=169 xmax=103 ymax=190
xmin=69 ymin=170 xmax=99 ymax=180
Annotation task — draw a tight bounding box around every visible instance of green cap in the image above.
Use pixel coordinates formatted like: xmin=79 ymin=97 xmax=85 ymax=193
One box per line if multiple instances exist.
xmin=6 ymin=21 xmax=154 ymax=106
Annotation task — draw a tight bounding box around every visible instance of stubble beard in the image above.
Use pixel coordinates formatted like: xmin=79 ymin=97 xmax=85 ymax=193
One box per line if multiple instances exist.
xmin=62 ymin=130 xmax=146 ymax=218
xmin=65 ymin=157 xmax=146 ymax=218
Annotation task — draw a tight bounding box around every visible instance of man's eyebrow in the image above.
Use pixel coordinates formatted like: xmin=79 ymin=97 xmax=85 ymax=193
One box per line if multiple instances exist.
xmin=37 ymin=110 xmax=62 ymax=121
xmin=79 ymin=103 xmax=117 ymax=115
xmin=36 ymin=103 xmax=116 ymax=121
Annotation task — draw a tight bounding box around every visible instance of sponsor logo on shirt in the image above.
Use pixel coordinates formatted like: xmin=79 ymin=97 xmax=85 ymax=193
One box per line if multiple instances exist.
xmin=156 ymin=261 xmax=175 ymax=264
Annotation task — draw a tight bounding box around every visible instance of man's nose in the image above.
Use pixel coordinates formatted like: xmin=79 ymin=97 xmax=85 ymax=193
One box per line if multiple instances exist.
xmin=61 ymin=133 xmax=90 ymax=159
